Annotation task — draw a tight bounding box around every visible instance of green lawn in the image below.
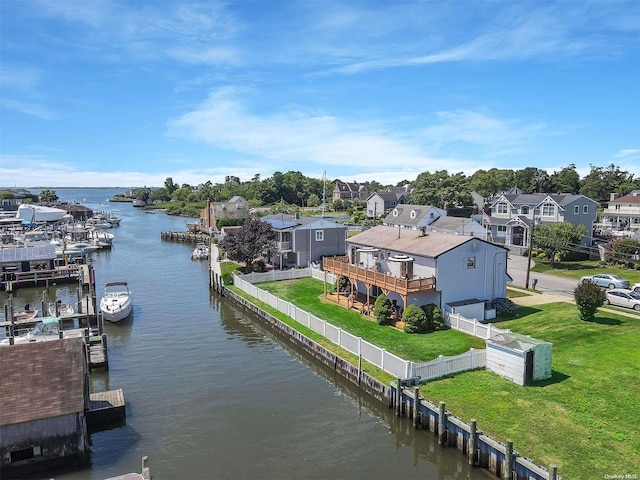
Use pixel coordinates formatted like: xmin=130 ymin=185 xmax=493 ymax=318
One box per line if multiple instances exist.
xmin=531 ymin=259 xmax=640 ymax=284
xmin=226 ymin=270 xmax=639 ymax=479
xmin=421 ymin=302 xmax=640 ymax=480
xmin=257 ymin=277 xmax=485 ymax=362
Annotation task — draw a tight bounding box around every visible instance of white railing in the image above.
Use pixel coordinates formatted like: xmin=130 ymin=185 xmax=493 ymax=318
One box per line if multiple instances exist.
xmin=234 ymin=272 xmax=483 ymax=381
xmin=445 ymin=311 xmax=510 ymax=340
xmin=240 ymin=266 xmax=336 ymax=285
xmin=412 ymin=349 xmax=486 ymax=381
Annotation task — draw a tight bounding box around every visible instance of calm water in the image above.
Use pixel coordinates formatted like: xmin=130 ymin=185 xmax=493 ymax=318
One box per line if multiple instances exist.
xmin=2 ymin=189 xmax=486 ymax=480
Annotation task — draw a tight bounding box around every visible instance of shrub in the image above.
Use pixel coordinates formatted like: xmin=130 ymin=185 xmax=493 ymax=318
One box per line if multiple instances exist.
xmin=421 ymin=303 xmax=445 ymax=331
xmin=374 ymin=294 xmax=393 ymax=325
xmin=491 ymin=297 xmax=518 ymax=317
xmin=574 ymin=279 xmax=606 ymax=321
xmin=402 ymin=304 xmax=427 ymax=333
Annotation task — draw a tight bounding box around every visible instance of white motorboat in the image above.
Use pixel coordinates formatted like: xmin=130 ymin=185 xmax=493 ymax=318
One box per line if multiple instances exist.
xmin=14 ymin=306 xmax=39 ymax=322
xmin=191 ymin=243 xmax=210 ymax=260
xmin=48 ymin=300 xmax=75 ymax=317
xmin=0 ymin=318 xmax=92 ymax=346
xmin=100 ymin=281 xmax=133 ymax=322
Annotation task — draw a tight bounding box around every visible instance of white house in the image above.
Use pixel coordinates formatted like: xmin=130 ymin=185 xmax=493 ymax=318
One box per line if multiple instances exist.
xmin=382 ymin=204 xmax=447 ymax=230
xmin=600 ymin=190 xmax=640 ymax=233
xmin=323 ymin=225 xmax=510 ymax=320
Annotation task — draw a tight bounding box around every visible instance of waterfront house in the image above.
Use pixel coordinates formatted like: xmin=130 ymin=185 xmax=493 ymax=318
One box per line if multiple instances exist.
xmin=262 ymin=214 xmax=348 ymax=269
xmin=332 ymin=182 xmax=369 ymax=202
xmin=486 ymin=192 xmax=598 ymax=252
xmin=599 ymin=191 xmax=640 ymax=233
xmin=199 ymin=197 xmax=252 ymax=233
xmin=425 ymin=216 xmax=488 ymax=240
xmin=0 ymin=338 xmax=90 ymax=473
xmin=323 ymin=225 xmax=510 ymax=320
xmin=382 ymin=204 xmax=447 ymax=230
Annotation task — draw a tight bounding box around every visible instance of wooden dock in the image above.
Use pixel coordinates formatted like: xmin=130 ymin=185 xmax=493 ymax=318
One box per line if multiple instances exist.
xmin=86 ymin=332 xmax=109 ymax=371
xmin=88 ymin=388 xmax=126 ymax=426
xmin=1 ymin=264 xmax=91 ymax=292
xmin=161 ymin=231 xmax=210 ymax=244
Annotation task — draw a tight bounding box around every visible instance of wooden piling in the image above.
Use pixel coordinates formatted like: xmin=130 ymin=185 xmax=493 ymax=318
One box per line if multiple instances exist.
xmin=395 ymin=379 xmax=402 ymax=416
xmin=503 ymin=439 xmax=513 ymax=480
xmin=549 ymin=464 xmax=558 ymax=480
xmin=438 ymin=401 xmax=447 ymax=445
xmin=468 ymin=419 xmax=477 ymax=465
xmin=412 ymin=386 xmax=420 ymax=428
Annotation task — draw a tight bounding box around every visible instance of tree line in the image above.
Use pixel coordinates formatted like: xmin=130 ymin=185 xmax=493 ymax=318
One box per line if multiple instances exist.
xmin=140 ymin=164 xmax=640 ymax=210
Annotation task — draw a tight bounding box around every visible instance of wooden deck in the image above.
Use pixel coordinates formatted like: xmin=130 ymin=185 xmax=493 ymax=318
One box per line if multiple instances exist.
xmin=88 ymin=388 xmax=125 ymax=426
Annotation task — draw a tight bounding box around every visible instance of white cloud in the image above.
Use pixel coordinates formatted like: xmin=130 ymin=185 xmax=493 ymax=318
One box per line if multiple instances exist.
xmin=1 ymin=99 xmax=52 ymax=120
xmin=615 ymin=149 xmax=640 ymax=158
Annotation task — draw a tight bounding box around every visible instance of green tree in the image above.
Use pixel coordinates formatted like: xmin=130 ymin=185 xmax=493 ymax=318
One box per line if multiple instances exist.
xmin=218 ymin=220 xmax=275 ymax=273
xmin=38 ymin=189 xmax=58 ymax=203
xmin=373 ymin=294 xmax=393 ymax=325
xmin=574 ymin=279 xmax=606 ymax=321
xmin=164 ymin=177 xmax=178 ymax=195
xmin=550 ymin=164 xmax=580 ymax=194
xmin=402 ymin=304 xmax=427 ymax=333
xmin=534 ymin=222 xmax=586 ymax=267
xmin=514 ymin=167 xmax=551 ymax=193
xmin=603 ymin=238 xmax=640 ymax=267
xmin=307 ymin=194 xmax=320 ymax=208
xmin=580 ymin=164 xmax=634 ymax=203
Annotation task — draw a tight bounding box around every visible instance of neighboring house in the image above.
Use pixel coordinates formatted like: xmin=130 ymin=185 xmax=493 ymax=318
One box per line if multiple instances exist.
xmin=486 ymin=193 xmax=598 ymax=251
xmin=382 ymin=204 xmax=447 ymax=230
xmin=426 ymin=216 xmax=488 ymax=240
xmin=366 ymin=190 xmax=409 ymax=218
xmin=262 ymin=214 xmax=348 ymax=269
xmin=199 ymin=196 xmax=252 ymax=233
xmin=600 ymin=191 xmax=640 ymax=232
xmin=332 ymin=182 xmax=369 ymax=202
xmin=323 ymin=225 xmax=510 ymax=321
xmin=0 ymin=338 xmax=90 ymax=473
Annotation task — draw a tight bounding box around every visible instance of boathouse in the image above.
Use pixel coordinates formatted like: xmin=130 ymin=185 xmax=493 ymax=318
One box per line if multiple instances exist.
xmin=0 ymin=338 xmax=90 ymax=474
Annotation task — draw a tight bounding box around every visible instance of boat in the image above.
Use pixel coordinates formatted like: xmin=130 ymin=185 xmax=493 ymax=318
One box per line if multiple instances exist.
xmin=191 ymin=243 xmax=210 ymax=260
xmin=0 ymin=318 xmax=92 ymax=346
xmin=48 ymin=300 xmax=75 ymax=317
xmin=14 ymin=305 xmax=39 ymax=322
xmin=100 ymin=282 xmax=133 ymax=323
xmin=16 ymin=204 xmax=67 ymax=223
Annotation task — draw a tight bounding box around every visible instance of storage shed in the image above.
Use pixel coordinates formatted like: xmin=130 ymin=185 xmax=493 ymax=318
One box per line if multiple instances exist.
xmin=485 ymin=332 xmax=552 ymax=385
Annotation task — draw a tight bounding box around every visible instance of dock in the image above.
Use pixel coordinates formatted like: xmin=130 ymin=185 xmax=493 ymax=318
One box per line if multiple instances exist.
xmin=160 ymin=231 xmax=210 ymax=244
xmin=209 ymin=244 xmax=224 ymax=294
xmin=88 ymin=388 xmax=126 ymax=427
xmin=1 ymin=264 xmax=91 ymax=292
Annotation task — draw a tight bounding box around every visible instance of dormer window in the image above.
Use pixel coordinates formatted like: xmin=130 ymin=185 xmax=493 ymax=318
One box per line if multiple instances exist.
xmin=393 ymin=209 xmax=399 ymax=216
xmin=497 ymin=202 xmax=508 ymax=214
xmin=410 ymin=210 xmax=417 ymax=219
xmin=521 ymin=206 xmax=529 ymax=215
xmin=541 ymin=203 xmax=556 ymax=217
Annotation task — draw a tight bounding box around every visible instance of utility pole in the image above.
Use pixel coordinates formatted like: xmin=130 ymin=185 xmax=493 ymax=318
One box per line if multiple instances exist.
xmin=525 ymin=217 xmax=539 ymax=289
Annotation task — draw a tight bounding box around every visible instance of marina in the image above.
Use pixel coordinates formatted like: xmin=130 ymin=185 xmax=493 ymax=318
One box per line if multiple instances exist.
xmin=1 ymin=188 xmax=487 ymax=480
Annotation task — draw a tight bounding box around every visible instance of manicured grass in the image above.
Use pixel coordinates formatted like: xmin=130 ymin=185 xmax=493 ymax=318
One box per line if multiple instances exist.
xmin=531 ymin=259 xmax=640 ymax=283
xmin=257 ymin=277 xmax=485 ymax=363
xmin=506 ymin=287 xmax=535 ymax=298
xmin=420 ymin=302 xmax=640 ymax=480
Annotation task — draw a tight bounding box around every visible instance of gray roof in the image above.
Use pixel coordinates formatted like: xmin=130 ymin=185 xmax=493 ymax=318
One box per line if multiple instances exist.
xmin=487 ymin=332 xmax=552 ymax=352
xmin=347 ymin=225 xmax=504 ymax=259
xmin=498 ymin=193 xmax=597 ymax=208
xmin=261 ymin=214 xmax=346 ymax=231
xmin=430 ymin=216 xmax=478 ymax=230
xmin=384 ymin=204 xmax=440 ymax=226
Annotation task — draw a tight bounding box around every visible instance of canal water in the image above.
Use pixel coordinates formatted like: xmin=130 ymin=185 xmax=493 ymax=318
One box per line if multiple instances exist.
xmin=1 ymin=188 xmax=487 ymax=480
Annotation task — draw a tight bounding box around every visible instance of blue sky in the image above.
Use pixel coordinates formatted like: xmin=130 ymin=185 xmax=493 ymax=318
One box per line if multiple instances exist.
xmin=1 ymin=0 xmax=639 ymax=188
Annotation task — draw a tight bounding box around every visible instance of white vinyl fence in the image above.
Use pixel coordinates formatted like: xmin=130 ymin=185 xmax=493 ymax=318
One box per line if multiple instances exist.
xmin=445 ymin=312 xmax=511 ymax=340
xmin=234 ymin=271 xmax=485 ymax=381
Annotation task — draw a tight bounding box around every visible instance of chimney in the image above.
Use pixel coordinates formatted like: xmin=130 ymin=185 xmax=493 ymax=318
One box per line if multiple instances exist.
xmin=610 ymin=193 xmax=619 ymax=201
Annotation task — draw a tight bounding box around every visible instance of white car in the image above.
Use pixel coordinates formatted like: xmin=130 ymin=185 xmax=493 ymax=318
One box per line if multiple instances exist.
xmin=632 ymin=283 xmax=640 ymax=293
xmin=604 ymin=289 xmax=640 ymax=311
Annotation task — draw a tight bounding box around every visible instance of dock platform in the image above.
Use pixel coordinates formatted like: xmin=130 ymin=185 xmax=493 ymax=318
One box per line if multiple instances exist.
xmin=88 ymin=388 xmax=125 ymax=426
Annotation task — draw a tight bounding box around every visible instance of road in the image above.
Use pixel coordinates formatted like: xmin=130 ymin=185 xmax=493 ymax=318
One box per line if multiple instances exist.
xmin=507 ymin=254 xmax=577 ymax=298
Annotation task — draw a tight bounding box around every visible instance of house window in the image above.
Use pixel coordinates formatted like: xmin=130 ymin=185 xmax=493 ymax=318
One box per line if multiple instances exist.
xmin=315 ymin=230 xmax=324 ymax=241
xmin=521 ymin=206 xmax=529 ymax=215
xmin=574 ymin=205 xmax=579 ymax=214
xmin=393 ymin=209 xmax=399 ymax=216
xmin=541 ymin=203 xmax=555 ymax=217
xmin=497 ymin=225 xmax=506 ymax=237
xmin=410 ymin=210 xmax=417 ymax=218
xmin=497 ymin=203 xmax=508 ymax=214
xmin=466 ymin=257 xmax=476 ymax=269
xmin=615 ymin=204 xmax=620 ymax=210
xmin=583 ymin=205 xmax=588 ymax=214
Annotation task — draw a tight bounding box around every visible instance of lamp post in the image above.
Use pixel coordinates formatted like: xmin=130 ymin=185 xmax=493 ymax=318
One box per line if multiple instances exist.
xmin=525 ymin=216 xmax=539 ymax=289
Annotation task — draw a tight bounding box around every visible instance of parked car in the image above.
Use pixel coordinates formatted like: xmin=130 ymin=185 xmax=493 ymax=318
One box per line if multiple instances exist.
xmin=632 ymin=283 xmax=640 ymax=293
xmin=604 ymin=289 xmax=640 ymax=311
xmin=579 ymin=274 xmax=630 ymax=289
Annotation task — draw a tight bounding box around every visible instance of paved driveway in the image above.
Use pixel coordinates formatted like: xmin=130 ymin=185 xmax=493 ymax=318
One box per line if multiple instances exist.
xmin=507 ymin=254 xmax=577 ymax=298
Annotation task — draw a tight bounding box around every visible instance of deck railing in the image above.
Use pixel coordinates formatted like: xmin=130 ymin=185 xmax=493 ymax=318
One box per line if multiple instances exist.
xmin=323 ymin=256 xmax=435 ymax=293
